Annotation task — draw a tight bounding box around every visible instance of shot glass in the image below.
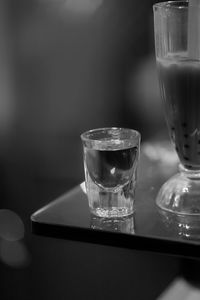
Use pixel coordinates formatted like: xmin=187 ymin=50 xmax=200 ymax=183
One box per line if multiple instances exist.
xmin=81 ymin=127 xmax=140 ymax=218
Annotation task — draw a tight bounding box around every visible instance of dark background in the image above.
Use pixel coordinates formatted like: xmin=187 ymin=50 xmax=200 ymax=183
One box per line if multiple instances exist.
xmin=0 ymin=1 xmax=189 ymax=299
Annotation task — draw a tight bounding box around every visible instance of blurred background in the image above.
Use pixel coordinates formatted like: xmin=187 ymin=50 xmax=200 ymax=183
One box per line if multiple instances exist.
xmin=0 ymin=1 xmax=181 ymax=299
xmin=0 ymin=0 xmax=166 ymax=209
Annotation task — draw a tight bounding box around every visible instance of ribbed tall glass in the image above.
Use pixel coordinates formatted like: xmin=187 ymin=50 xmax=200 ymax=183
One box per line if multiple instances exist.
xmin=154 ymin=1 xmax=200 ymax=215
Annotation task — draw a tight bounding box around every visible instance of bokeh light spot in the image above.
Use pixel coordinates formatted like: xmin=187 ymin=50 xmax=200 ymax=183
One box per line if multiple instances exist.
xmin=0 ymin=209 xmax=25 ymax=241
xmin=0 ymin=240 xmax=30 ymax=268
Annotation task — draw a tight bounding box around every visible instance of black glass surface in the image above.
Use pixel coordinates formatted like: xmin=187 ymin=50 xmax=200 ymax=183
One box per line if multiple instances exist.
xmin=31 ymin=142 xmax=200 ymax=259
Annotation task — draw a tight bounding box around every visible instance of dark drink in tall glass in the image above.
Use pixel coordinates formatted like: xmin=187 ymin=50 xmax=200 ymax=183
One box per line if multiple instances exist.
xmin=154 ymin=1 xmax=200 ymax=216
xmin=158 ymin=53 xmax=200 ymax=170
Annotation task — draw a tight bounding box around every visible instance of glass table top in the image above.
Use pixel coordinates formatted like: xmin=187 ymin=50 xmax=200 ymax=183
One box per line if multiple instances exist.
xmin=31 ymin=141 xmax=200 ymax=259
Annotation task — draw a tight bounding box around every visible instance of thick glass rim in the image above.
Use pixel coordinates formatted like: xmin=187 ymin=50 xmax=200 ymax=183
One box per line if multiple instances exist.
xmin=81 ymin=127 xmax=140 ymax=142
xmin=153 ymin=0 xmax=188 ymax=10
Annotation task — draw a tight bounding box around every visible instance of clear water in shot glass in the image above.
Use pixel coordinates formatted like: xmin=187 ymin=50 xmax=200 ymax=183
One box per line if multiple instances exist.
xmin=81 ymin=128 xmax=140 ymax=218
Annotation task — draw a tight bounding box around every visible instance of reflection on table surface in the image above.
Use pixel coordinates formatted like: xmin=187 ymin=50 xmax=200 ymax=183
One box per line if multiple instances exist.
xmin=90 ymin=214 xmax=135 ymax=235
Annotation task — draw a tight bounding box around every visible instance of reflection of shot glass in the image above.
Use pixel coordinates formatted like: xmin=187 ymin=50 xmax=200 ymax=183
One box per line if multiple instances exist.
xmin=81 ymin=127 xmax=140 ymax=218
xmin=90 ymin=215 xmax=135 ymax=234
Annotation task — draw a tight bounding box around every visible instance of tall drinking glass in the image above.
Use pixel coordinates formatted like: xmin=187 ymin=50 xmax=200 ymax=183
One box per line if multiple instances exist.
xmin=154 ymin=1 xmax=200 ymax=215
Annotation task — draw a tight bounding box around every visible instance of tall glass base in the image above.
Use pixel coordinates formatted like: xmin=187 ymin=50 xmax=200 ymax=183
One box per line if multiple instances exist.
xmin=156 ymin=165 xmax=200 ymax=215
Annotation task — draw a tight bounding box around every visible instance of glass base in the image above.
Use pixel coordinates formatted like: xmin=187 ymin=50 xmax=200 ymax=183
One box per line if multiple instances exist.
xmin=86 ymin=172 xmax=136 ymax=218
xmin=158 ymin=208 xmax=200 ymax=240
xmin=156 ymin=166 xmax=200 ymax=215
xmin=90 ymin=207 xmax=134 ymax=218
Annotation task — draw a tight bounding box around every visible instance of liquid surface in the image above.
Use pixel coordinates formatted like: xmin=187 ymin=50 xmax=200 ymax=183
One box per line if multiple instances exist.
xmin=157 ymin=54 xmax=200 ymax=169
